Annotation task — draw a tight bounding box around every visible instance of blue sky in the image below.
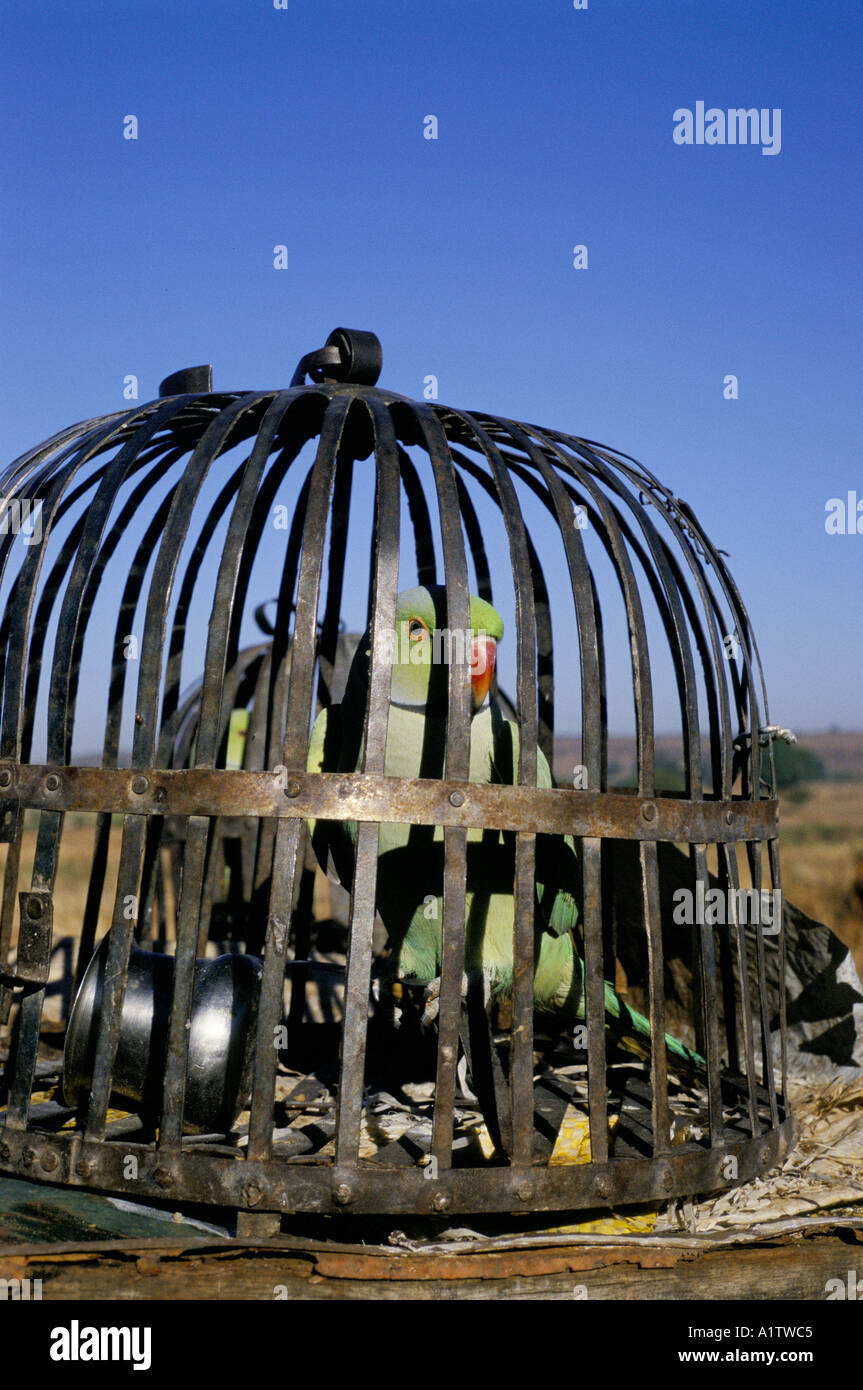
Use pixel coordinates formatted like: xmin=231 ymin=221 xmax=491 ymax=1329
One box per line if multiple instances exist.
xmin=1 ymin=0 xmax=861 ymax=745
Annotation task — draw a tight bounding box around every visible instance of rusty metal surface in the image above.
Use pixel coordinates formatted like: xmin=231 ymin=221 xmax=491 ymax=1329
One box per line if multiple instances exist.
xmin=0 ymin=763 xmax=778 ymax=840
xmin=0 ymin=1115 xmax=795 ymax=1215
xmin=0 ymin=327 xmax=789 ymax=1219
xmin=9 ymin=891 xmax=53 ymax=985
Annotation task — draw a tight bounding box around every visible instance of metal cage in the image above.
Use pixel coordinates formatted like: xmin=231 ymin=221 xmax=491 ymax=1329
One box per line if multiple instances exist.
xmin=0 ymin=328 xmax=792 ymax=1222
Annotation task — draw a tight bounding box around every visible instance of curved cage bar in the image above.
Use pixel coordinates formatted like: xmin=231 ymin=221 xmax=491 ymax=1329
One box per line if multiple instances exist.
xmin=0 ymin=330 xmax=792 ymax=1219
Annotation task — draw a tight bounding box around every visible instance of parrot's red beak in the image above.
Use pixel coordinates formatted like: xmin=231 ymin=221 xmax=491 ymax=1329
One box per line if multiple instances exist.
xmin=470 ymin=633 xmax=496 ymax=708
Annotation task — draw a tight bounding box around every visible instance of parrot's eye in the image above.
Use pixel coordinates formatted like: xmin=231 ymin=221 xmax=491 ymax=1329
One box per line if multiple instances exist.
xmin=407 ymin=618 xmax=428 ymax=641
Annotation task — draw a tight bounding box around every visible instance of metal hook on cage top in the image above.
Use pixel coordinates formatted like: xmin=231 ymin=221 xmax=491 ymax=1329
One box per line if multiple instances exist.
xmin=733 ymin=725 xmax=798 ymax=749
xmin=290 ymin=328 xmax=383 ymax=388
xmin=732 ymin=724 xmax=797 ymax=794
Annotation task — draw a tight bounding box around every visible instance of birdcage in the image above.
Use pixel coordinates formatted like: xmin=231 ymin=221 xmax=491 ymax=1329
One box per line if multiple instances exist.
xmin=0 ymin=329 xmax=792 ymax=1225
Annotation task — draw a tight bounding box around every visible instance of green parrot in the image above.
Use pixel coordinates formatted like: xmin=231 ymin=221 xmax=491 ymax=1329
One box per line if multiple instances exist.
xmin=306 ymin=585 xmax=705 ymax=1079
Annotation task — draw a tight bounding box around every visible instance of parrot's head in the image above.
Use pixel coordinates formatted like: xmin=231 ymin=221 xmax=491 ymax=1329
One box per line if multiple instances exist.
xmin=359 ymin=585 xmax=504 ymax=714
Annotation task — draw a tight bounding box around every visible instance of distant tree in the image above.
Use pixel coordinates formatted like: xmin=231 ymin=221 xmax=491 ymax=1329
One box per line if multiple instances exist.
xmin=652 ymin=748 xmax=686 ymax=792
xmin=771 ymin=741 xmax=826 ymax=788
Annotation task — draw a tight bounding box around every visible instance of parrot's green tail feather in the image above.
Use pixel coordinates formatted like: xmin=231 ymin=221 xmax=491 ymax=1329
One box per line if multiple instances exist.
xmin=602 ymin=982 xmax=706 ymax=1080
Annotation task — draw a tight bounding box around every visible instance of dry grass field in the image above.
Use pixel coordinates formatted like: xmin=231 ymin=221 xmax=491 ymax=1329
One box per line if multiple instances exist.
xmin=2 ymin=817 xmax=124 ymax=946
xmin=776 ymin=778 xmax=863 ymax=974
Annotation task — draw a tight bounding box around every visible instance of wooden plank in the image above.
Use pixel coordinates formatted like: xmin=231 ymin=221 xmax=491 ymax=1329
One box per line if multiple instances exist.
xmin=1 ymin=1230 xmax=860 ymax=1300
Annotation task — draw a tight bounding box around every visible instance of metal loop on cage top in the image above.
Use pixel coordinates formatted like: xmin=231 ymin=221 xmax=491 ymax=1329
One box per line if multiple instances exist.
xmin=0 ymin=329 xmax=790 ymax=1220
